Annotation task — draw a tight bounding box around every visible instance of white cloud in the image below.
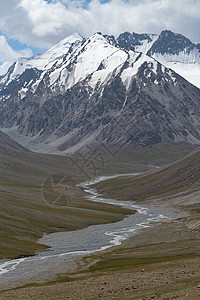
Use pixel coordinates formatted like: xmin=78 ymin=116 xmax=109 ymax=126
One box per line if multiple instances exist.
xmin=0 ymin=35 xmax=32 ymax=75
xmin=0 ymin=36 xmax=32 ymax=62
xmin=0 ymin=0 xmax=200 ymax=52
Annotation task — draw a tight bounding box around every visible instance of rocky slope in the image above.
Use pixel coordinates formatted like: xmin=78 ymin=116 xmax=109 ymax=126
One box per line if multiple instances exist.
xmin=0 ymin=32 xmax=200 ymax=154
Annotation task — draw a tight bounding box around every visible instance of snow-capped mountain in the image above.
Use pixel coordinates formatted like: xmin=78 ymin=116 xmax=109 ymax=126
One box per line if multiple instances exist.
xmin=0 ymin=33 xmax=83 ymax=87
xmin=0 ymin=31 xmax=200 ymax=154
xmin=118 ymin=30 xmax=200 ymax=88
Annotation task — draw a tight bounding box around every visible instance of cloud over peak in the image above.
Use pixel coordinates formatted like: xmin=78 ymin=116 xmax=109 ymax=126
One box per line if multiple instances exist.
xmin=0 ymin=0 xmax=199 ymax=74
xmin=0 ymin=0 xmax=199 ymax=49
xmin=0 ymin=35 xmax=32 ymax=75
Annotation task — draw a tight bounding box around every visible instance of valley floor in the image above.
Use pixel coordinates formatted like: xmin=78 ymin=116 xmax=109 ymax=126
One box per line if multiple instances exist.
xmin=0 ymin=190 xmax=199 ymax=299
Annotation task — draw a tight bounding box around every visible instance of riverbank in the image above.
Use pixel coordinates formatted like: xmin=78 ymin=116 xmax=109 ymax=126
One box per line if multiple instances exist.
xmin=0 ymin=215 xmax=199 ymax=299
xmin=1 ymin=178 xmax=199 ymax=298
xmin=0 ymin=172 xmax=174 ymax=291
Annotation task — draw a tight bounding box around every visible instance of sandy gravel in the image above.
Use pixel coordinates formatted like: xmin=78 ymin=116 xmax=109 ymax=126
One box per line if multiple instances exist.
xmin=0 ymin=256 xmax=200 ymax=299
xmin=0 ymin=213 xmax=200 ymax=300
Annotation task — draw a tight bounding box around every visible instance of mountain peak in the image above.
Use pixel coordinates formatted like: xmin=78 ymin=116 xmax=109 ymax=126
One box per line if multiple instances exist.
xmin=0 ymin=33 xmax=83 ymax=83
xmin=160 ymin=29 xmax=176 ymax=37
xmin=117 ymin=31 xmax=158 ymax=54
xmin=148 ymin=30 xmax=195 ymax=55
xmin=86 ymin=32 xmax=117 ymax=50
xmin=46 ymin=33 xmax=83 ymax=55
xmin=90 ymin=32 xmax=107 ymax=41
xmin=53 ymin=32 xmax=83 ymax=47
xmin=117 ymin=31 xmax=152 ymax=48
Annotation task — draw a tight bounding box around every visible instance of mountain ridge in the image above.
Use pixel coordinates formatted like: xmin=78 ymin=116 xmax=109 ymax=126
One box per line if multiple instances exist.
xmin=117 ymin=30 xmax=200 ymax=88
xmin=0 ymin=31 xmax=200 ymax=154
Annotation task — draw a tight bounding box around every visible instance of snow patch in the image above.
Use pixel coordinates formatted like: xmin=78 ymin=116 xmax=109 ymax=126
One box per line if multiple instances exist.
xmin=121 ymin=52 xmax=156 ymax=89
xmin=89 ymin=49 xmax=128 ymax=89
xmin=153 ymin=48 xmax=200 ymax=88
xmin=18 ymin=87 xmax=28 ymax=99
xmin=135 ymin=34 xmax=159 ymax=54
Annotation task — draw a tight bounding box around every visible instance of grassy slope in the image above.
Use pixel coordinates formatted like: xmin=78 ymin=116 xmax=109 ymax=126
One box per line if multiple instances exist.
xmin=94 ymin=146 xmax=200 ymax=201
xmin=0 ymin=137 xmax=134 ymax=259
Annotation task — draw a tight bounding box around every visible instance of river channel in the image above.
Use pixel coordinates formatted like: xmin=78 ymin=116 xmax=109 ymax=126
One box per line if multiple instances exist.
xmin=0 ymin=173 xmax=181 ymax=291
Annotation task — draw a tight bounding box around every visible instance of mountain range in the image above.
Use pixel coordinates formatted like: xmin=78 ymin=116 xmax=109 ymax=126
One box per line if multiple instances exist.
xmin=0 ymin=30 xmax=200 ymax=154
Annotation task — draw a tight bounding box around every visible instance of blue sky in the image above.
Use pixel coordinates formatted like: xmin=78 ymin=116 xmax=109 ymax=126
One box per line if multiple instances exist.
xmin=0 ymin=0 xmax=200 ymax=74
xmin=7 ymin=38 xmax=42 ymax=56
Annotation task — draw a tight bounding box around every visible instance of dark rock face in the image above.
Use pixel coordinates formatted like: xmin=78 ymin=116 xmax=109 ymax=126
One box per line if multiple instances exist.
xmin=147 ymin=30 xmax=195 ymax=56
xmin=117 ymin=30 xmax=200 ymax=59
xmin=0 ymin=68 xmax=41 ymax=97
xmin=117 ymin=32 xmax=153 ymax=51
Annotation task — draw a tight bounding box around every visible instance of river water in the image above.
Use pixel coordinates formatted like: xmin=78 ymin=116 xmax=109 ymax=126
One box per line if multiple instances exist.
xmin=0 ymin=173 xmax=181 ymax=291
